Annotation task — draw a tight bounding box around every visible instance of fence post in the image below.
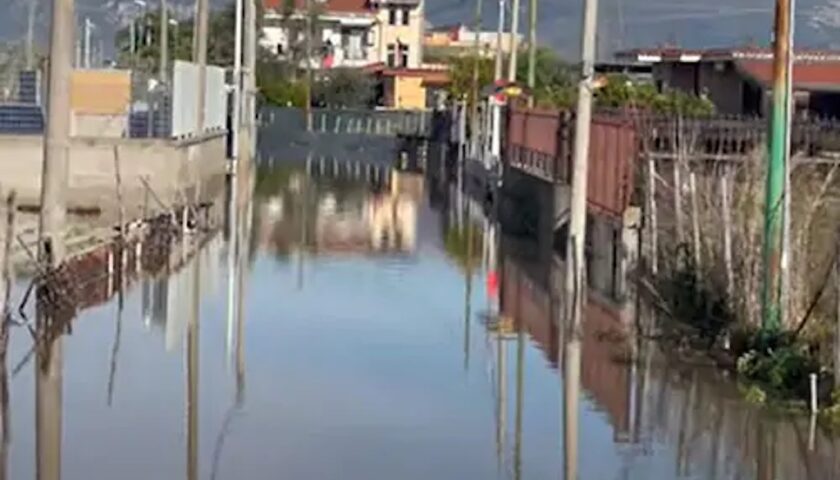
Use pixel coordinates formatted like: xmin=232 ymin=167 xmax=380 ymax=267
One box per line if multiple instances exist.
xmin=646 ymin=153 xmax=658 ymax=275
xmin=689 ymin=167 xmax=701 ymax=271
xmin=721 ymin=165 xmax=734 ymax=301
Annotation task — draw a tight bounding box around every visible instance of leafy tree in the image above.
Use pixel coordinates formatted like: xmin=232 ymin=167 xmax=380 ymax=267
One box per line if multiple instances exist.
xmin=312 ymin=68 xmax=376 ymax=108
xmin=445 ymin=54 xmax=494 ymax=108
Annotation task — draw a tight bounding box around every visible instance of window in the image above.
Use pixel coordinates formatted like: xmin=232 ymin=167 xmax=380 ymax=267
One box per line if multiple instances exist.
xmin=399 ymin=43 xmax=409 ymax=67
xmin=401 ymin=7 xmax=411 ymax=26
xmin=387 ymin=43 xmax=396 ymax=67
xmin=276 ymin=43 xmax=285 ymax=56
xmin=388 ymin=7 xmax=398 ymax=25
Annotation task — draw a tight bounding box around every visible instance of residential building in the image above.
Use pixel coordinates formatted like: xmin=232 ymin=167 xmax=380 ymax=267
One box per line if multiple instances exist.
xmin=615 ymin=46 xmax=840 ymax=118
xmin=424 ymin=23 xmax=524 ymax=59
xmin=261 ymin=0 xmax=425 ymax=70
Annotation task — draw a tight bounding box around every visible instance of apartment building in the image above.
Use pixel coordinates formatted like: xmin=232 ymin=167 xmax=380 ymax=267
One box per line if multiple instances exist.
xmin=261 ymin=0 xmax=424 ymax=70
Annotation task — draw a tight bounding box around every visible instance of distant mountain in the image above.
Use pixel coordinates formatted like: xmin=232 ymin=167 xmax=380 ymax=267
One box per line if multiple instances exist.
xmin=425 ymin=0 xmax=840 ymax=59
xmin=4 ymin=0 xmax=840 ymax=61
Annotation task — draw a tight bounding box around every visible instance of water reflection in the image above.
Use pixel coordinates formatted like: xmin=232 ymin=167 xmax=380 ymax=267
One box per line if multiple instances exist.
xmin=0 ymin=162 xmax=837 ymax=479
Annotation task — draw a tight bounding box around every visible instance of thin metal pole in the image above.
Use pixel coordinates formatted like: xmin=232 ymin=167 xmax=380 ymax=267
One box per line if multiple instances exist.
xmin=231 ymin=0 xmax=244 ymax=162
xmin=526 ymin=0 xmax=537 ymax=106
xmin=507 ymin=0 xmax=521 ymax=82
xmin=470 ymin=0 xmax=484 ymax=160
xmin=565 ymin=0 xmax=598 ymax=328
xmin=160 ymin=0 xmax=169 ymax=81
xmin=193 ymin=0 xmax=209 ymax=133
xmin=494 ymin=0 xmax=506 ymax=81
xmin=762 ymin=0 xmax=792 ymax=331
xmin=84 ymin=17 xmax=91 ymax=69
xmin=26 ymin=0 xmax=38 ymax=70
xmin=304 ymin=0 xmax=313 ymax=132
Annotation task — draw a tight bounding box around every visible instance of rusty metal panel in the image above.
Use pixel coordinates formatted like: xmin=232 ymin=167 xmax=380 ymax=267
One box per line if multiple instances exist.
xmin=587 ymin=115 xmax=638 ymax=218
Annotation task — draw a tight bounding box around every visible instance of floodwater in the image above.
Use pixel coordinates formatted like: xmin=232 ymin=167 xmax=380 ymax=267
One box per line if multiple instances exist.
xmin=2 ymin=164 xmax=840 ymax=480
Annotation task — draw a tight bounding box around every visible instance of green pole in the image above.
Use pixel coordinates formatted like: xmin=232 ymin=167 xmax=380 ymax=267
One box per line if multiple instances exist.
xmin=762 ymin=0 xmax=792 ymax=331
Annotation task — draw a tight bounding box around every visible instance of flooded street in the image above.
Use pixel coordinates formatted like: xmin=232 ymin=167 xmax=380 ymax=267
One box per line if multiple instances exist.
xmin=2 ymin=165 xmax=839 ymax=479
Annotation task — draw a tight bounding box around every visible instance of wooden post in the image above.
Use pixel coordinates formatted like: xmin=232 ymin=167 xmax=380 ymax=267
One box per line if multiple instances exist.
xmin=673 ymin=158 xmax=685 ymax=252
xmin=647 ymin=154 xmax=658 ymax=275
xmin=721 ymin=166 xmax=734 ymax=301
xmin=689 ymin=168 xmax=701 ymax=270
xmin=1 ymin=192 xmax=15 ymax=328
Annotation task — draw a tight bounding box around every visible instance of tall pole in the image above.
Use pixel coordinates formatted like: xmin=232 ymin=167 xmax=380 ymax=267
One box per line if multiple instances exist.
xmin=780 ymin=0 xmax=796 ymax=329
xmin=469 ymin=0 xmax=483 ymax=160
xmin=84 ymin=17 xmax=91 ymax=69
xmin=26 ymin=0 xmax=38 ymax=70
xmin=159 ymin=0 xmax=169 ymax=81
xmin=304 ymin=0 xmax=313 ymax=132
xmin=565 ymin=0 xmax=598 ymax=330
xmin=494 ymin=0 xmax=506 ymax=81
xmin=232 ymin=0 xmax=244 ymax=163
xmin=244 ymin=0 xmax=257 ymax=152
xmin=762 ymin=0 xmax=792 ymax=331
xmin=193 ymin=0 xmax=209 ymax=133
xmin=507 ymin=0 xmax=520 ymax=82
xmin=527 ymin=0 xmax=536 ymax=106
xmin=41 ymin=0 xmax=73 ymax=267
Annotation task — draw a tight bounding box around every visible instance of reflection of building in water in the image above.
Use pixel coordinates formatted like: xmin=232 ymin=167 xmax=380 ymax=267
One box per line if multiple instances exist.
xmin=500 ymin=236 xmax=840 ymax=479
xmin=315 ymin=186 xmax=418 ymax=254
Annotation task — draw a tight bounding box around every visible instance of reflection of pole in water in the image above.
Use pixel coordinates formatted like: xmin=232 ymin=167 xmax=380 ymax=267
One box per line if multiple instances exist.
xmin=495 ymin=329 xmax=506 ymax=472
xmin=563 ymin=332 xmax=581 ymax=480
xmin=36 ymin=320 xmax=62 ymax=480
xmin=0 ymin=192 xmax=14 ymax=480
xmin=235 ymin=222 xmax=247 ymax=404
xmin=513 ymin=322 xmax=525 ymax=480
xmin=106 ymin=267 xmax=125 ymax=406
xmin=464 ymin=223 xmax=474 ymax=372
xmin=226 ymin=163 xmax=239 ymax=364
xmin=186 ymin=254 xmax=200 ymax=480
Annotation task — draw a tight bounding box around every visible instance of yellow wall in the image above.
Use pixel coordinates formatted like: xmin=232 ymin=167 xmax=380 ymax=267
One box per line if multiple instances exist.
xmin=70 ymin=70 xmax=131 ymax=115
xmin=393 ymin=76 xmax=426 ymax=110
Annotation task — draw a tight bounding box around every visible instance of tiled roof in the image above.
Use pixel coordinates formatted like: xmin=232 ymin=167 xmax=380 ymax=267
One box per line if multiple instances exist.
xmin=263 ymin=0 xmax=371 ymax=14
xmin=616 ymin=46 xmax=840 ymax=63
xmin=736 ymin=60 xmax=840 ymax=90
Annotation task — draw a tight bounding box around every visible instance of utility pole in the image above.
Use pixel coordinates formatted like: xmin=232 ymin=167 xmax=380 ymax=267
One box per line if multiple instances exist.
xmin=244 ymin=0 xmax=257 ymax=152
xmin=159 ymin=0 xmax=168 ymax=81
xmin=231 ymin=0 xmax=244 ymax=163
xmin=304 ymin=0 xmax=314 ymax=132
xmin=41 ymin=0 xmax=74 ymax=267
xmin=84 ymin=17 xmax=92 ymax=69
xmin=494 ymin=0 xmax=506 ymax=81
xmin=762 ymin=0 xmax=793 ymax=331
xmin=527 ymin=0 xmax=537 ymax=106
xmin=507 ymin=0 xmax=520 ymax=82
xmin=470 ymin=0 xmax=483 ymax=160
xmin=26 ymin=0 xmax=38 ymax=70
xmin=565 ymin=0 xmax=598 ymax=328
xmin=193 ymin=0 xmax=209 ymax=133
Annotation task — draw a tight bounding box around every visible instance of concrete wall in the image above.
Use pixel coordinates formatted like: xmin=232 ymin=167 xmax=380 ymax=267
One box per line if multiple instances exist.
xmin=0 ymin=134 xmax=227 ymax=220
xmin=375 ymin=1 xmax=424 ymax=68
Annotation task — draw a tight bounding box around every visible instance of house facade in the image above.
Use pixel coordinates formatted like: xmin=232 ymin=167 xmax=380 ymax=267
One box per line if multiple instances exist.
xmin=615 ymin=47 xmax=840 ymax=118
xmin=261 ymin=0 xmax=424 ymax=70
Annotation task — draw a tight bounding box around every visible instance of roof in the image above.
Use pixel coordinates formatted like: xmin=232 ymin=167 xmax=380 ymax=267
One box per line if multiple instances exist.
xmin=615 ymin=46 xmax=840 ymax=64
xmin=370 ymin=65 xmax=451 ymax=85
xmin=262 ymin=0 xmax=371 ymax=14
xmin=736 ymin=60 xmax=840 ymax=91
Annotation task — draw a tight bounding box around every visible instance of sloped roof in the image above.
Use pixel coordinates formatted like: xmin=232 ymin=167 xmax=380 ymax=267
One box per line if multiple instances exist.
xmin=263 ymin=0 xmax=371 ymax=14
xmin=736 ymin=60 xmax=840 ymax=91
